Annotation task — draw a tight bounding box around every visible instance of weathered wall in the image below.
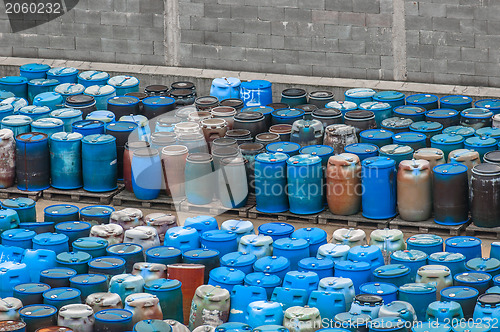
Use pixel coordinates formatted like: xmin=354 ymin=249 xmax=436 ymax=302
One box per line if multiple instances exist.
xmin=0 ymin=0 xmax=499 ymax=87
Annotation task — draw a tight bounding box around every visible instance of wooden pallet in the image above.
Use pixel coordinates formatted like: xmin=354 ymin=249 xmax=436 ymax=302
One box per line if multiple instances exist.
xmin=389 ymin=216 xmax=470 ymax=236
xmin=112 ymin=189 xmax=179 ymax=210
xmin=466 ymin=224 xmax=500 ymax=239
xmin=179 ymin=195 xmax=256 ymax=218
xmin=247 ymin=207 xmax=321 ymax=224
xmin=318 ymin=211 xmax=391 ymax=229
xmin=0 ymin=187 xmax=42 ymax=201
xmin=43 ymin=185 xmax=124 ymax=205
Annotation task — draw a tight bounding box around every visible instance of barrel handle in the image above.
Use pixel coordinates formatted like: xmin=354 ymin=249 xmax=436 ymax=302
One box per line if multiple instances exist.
xmin=54 ymin=67 xmax=65 ymax=75
xmin=116 ymin=77 xmax=128 ymax=86
xmin=88 ymin=71 xmax=100 ymax=79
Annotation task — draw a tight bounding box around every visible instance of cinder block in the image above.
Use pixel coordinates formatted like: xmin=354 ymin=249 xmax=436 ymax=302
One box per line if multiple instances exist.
xmin=339 ymin=12 xmax=366 ymax=26
xmin=339 ymin=67 xmax=367 ymax=79
xmin=180 ymin=56 xmax=206 ymax=69
xmin=311 ymin=37 xmax=339 ymax=52
xmin=352 ymin=54 xmax=381 ymax=69
xmin=324 ymin=24 xmax=351 ymax=39
xmin=36 ymin=21 xmax=62 ymax=35
xmin=260 ymin=63 xmax=287 ymax=74
xmin=405 ymin=16 xmax=432 ymax=31
xmin=446 ymin=5 xmax=474 ymax=19
xmin=419 ymin=2 xmax=446 ymax=17
xmin=366 ymin=69 xmax=387 ymax=80
xmin=432 ymin=17 xmax=460 ymax=32
xmin=296 ymin=22 xmax=325 ymax=37
xmin=420 ymin=31 xmax=447 ymax=46
xmin=475 ymin=62 xmax=500 ymax=77
xmin=366 ymin=40 xmax=392 ymax=56
xmin=204 ymin=31 xmax=231 ymax=46
xmin=153 ymin=41 xmax=164 ymax=55
xmin=219 ymin=18 xmax=245 ymax=33
xmin=407 ymin=72 xmax=434 ymax=83
xmin=22 ymin=35 xmax=50 ymax=48
xmin=153 ymin=14 xmax=164 ymax=28
xmin=338 ymin=39 xmax=366 ymax=54
xmin=180 ymin=2 xmax=204 ymax=17
xmin=404 ymin=1 xmax=418 ymax=15
xmin=285 ymin=64 xmax=313 ymax=76
xmin=76 ymin=37 xmax=102 ymax=51
xmin=0 ymin=46 xmax=13 ymax=57
xmin=312 ymin=10 xmax=339 ymax=24
xmin=488 ymin=21 xmax=500 ymax=35
xmin=205 ymin=58 xmax=239 ymax=71
xmin=141 ymin=54 xmax=165 ymax=66
xmin=298 ymin=0 xmax=325 ymax=10
xmin=90 ymin=51 xmax=116 ymax=63
xmin=88 ymin=0 xmax=114 ymax=11
xmin=245 ymin=20 xmax=271 ymax=34
xmin=231 ymin=5 xmax=258 ymax=19
xmin=271 ymin=21 xmax=299 ymax=36
xmin=473 ymin=6 xmax=489 ymax=20
xmin=406 ymin=57 xmax=421 ymax=72
xmin=191 ymin=17 xmax=218 ymax=31
xmin=60 ymin=23 xmax=88 ymax=37
xmin=460 ymin=75 xmax=489 ymax=87
xmin=101 ymin=12 xmax=127 ymax=26
xmin=193 ymin=44 xmax=219 ymax=59
xmin=434 ymin=73 xmax=458 ymax=84
xmin=205 ymin=4 xmax=231 ymax=18
xmin=447 ymin=60 xmax=475 ymax=75
xmin=246 ymin=48 xmax=273 ymax=63
xmin=489 ymin=76 xmax=500 ymax=88
xmin=218 ymin=46 xmax=246 ymax=60
xmin=116 ymin=52 xmax=143 ymax=64
xmin=263 ymin=35 xmax=285 ymax=48
xmin=284 ymin=8 xmax=312 ymax=22
xmin=126 ymin=0 xmax=140 ymax=12
xmin=405 ymin=30 xmax=420 ymax=45
xmin=446 ymin=32 xmax=474 ymax=47
xmin=86 ymin=25 xmax=113 ymax=38
xmin=180 ymin=16 xmax=191 ymax=30
xmin=475 ymin=34 xmax=500 ymax=49
xmin=270 ymin=0 xmax=299 ymax=8
xmin=272 ymin=49 xmax=299 ymax=64
xmin=326 ymin=53 xmax=353 ymax=67
xmin=312 ymin=65 xmax=339 ymax=77
xmin=12 ymin=47 xmax=38 ymax=58
xmin=231 ymin=32 xmax=258 ymax=47
xmin=325 ymin=0 xmax=353 ymax=12
xmin=113 ymin=26 xmax=141 ymax=40
xmin=127 ymin=13 xmax=154 ymax=27
xmin=222 ymin=0 xmax=245 ymax=5
xmin=284 ymin=36 xmax=313 ymax=51
xmin=366 ymin=13 xmax=391 ymax=27
xmin=379 ymin=0 xmax=392 ymax=13
xmin=139 ymin=27 xmax=164 ymax=41
xmin=299 ymin=51 xmax=326 ymax=66
xmin=49 ymin=36 xmax=75 ymax=50
xmin=460 ymin=19 xmax=486 ymax=35
xmin=114 ymin=0 xmax=127 ymax=12
xmin=352 ymin=0 xmax=380 ymax=14
xmin=434 ymin=46 xmax=461 ymax=60
xmin=101 ymin=38 xmax=128 ymax=52
xmin=407 ymin=44 xmax=434 ymax=59
xmin=179 ymin=43 xmax=193 ymax=58
xmin=258 ymin=6 xmax=285 ymax=21
xmin=380 ymin=55 xmax=394 ymax=70
xmin=139 ymin=0 xmax=164 ymax=13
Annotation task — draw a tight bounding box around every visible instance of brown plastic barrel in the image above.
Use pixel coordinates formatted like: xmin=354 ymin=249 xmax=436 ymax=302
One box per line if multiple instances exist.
xmin=413 ymin=147 xmax=446 ymax=170
xmin=397 ymin=159 xmax=432 ymax=221
xmin=326 ymin=153 xmax=362 ymax=215
xmin=161 ymin=145 xmax=189 ymax=199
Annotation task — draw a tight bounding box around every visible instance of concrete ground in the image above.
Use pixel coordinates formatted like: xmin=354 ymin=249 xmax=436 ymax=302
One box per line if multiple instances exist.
xmin=34 ymin=197 xmax=495 ymax=257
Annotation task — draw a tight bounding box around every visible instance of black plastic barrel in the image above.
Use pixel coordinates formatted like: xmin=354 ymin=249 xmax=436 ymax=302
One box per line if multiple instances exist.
xmin=15 ymin=132 xmax=50 ymax=191
xmin=105 ymin=121 xmax=139 ymax=180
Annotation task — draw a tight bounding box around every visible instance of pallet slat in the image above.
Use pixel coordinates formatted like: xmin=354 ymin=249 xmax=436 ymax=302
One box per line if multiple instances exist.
xmin=0 ymin=187 xmax=42 ymax=201
xmin=466 ymin=224 xmax=500 ymax=239
xmin=247 ymin=207 xmax=320 ymax=224
xmin=390 ymin=217 xmax=469 ymax=236
xmin=318 ymin=211 xmax=391 ymax=229
xmin=112 ymin=190 xmax=179 ymax=210
xmin=43 ymin=185 xmax=124 ymax=205
xmin=179 ymin=195 xmax=255 ymax=218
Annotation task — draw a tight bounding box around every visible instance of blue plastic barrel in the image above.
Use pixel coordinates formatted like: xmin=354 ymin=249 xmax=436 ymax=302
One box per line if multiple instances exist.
xmin=392 ymin=132 xmax=427 ymax=150
xmin=410 ymin=121 xmax=443 ymax=145
xmin=81 ymin=134 xmax=117 ymax=192
xmin=266 ymin=142 xmax=301 ymax=156
xmin=317 ymin=243 xmax=350 ymax=262
xmin=184 ymin=153 xmax=216 ymax=205
xmin=428 ymin=252 xmax=467 ymax=276
xmin=47 ymin=67 xmax=78 ymax=83
xmin=87 ymin=110 xmax=116 ymax=124
xmin=49 ymin=132 xmax=83 ymax=189
xmin=131 ymin=147 xmax=162 ymax=200
xmin=144 ymin=278 xmax=183 ymax=321
xmin=120 ymin=114 xmax=151 ymax=142
xmin=107 ymin=243 xmax=144 ymax=273
xmin=79 ymin=205 xmax=114 ymax=225
xmin=0 ymin=208 xmax=20 ymax=233
xmin=476 ymin=127 xmax=500 ymax=142
xmin=433 ymin=164 xmax=470 ymax=225
xmin=398 ymin=283 xmax=437 ymax=321
xmin=360 ymin=129 xmax=394 ymax=148
xmin=77 ymin=71 xmax=110 ymax=88
xmin=184 ymin=215 xmax=218 ymax=234
xmin=359 ymin=102 xmax=392 ymax=126
xmin=33 ymin=92 xmax=64 ymax=111
xmin=84 ymin=85 xmax=116 ymax=110
xmin=475 ymin=99 xmax=500 ymax=115
xmin=32 ymin=233 xmax=69 ymax=255
xmin=72 ymin=237 xmax=108 ymax=258
xmin=292 ymin=227 xmax=327 ymax=257
xmin=164 ymin=226 xmax=200 ymax=252
xmin=441 ymin=286 xmax=479 ymax=319
xmin=255 ymin=152 xmax=289 ymax=213
xmin=230 ymin=285 xmax=267 ymax=322
xmin=220 ymin=252 xmax=256 ymax=275
xmin=361 ymin=157 xmax=397 ymax=219
xmin=406 ymin=93 xmax=439 ymax=111
xmin=359 ymin=282 xmax=398 ymax=304
xmin=240 ymin=80 xmax=272 ymax=107
xmin=390 ymin=250 xmax=428 ymax=282
xmin=245 ymin=300 xmax=284 ymax=328
xmin=145 ymin=246 xmax=182 ymax=265
xmin=69 ymin=273 xmax=107 ymax=300
xmin=318 ymin=277 xmax=356 ymax=310
xmin=1 ymin=228 xmax=35 ymax=249
xmin=94 ymin=308 xmax=134 ymax=331
xmin=349 ymin=294 xmax=384 ymax=319
xmin=19 ymin=304 xmax=57 ymax=331
xmin=0 ymin=103 xmax=14 ymax=121
xmin=344 ymin=88 xmax=376 ymax=105
xmin=19 ymin=105 xmax=52 ymax=121
xmin=55 ymin=221 xmax=91 ymax=249
xmin=50 ymin=108 xmax=83 ymax=132
xmin=0 ymin=76 xmax=28 ymax=99
xmin=15 ymin=132 xmax=50 ymax=191
xmin=298 ymin=257 xmax=334 ymax=279
xmin=107 ymin=96 xmax=140 ymax=119
xmin=54 ymin=83 xmax=85 ymax=99
xmin=200 ymin=230 xmax=238 ymax=257
xmin=406 ymin=234 xmax=444 ymax=256
xmin=273 ymin=237 xmax=309 ymax=271
xmin=334 ymin=260 xmax=371 ymax=293
xmin=271 ymin=287 xmax=308 ymax=311
xmin=208 ymin=267 xmax=245 ymax=292
xmin=464 ymin=136 xmax=497 ymax=161
xmin=308 ymin=290 xmax=346 ymax=321
xmin=1 ymin=115 xmax=32 ymax=137
xmin=373 ymin=264 xmax=411 ymax=287
xmin=426 ymin=109 xmax=460 ymax=128
xmin=454 ymin=272 xmax=492 ymax=294
xmin=88 ymin=256 xmax=126 ymax=276
xmin=13 ymin=282 xmax=51 ymax=306
xmin=1 ymin=197 xmax=36 ymax=223
xmin=443 ymin=125 xmax=476 ymax=139
xmin=108 ymin=75 xmax=140 ymax=96
xmin=282 ymin=271 xmax=319 ymax=296
xmin=27 ymin=78 xmax=59 ymax=103
xmin=244 ymin=272 xmax=281 ymax=299
xmin=253 ymin=256 xmax=291 ymax=281
xmin=210 ymin=77 xmax=241 ymax=101
xmin=142 ymin=96 xmax=176 ymax=119
xmin=431 ymin=134 xmax=465 ymax=160
xmin=344 ymin=143 xmax=379 ymax=162
xmin=72 ymin=119 xmax=105 ymax=136
xmin=0 ymin=91 xmax=14 ymax=102
xmin=473 ymin=293 xmax=500 ymax=328
xmin=271 ymin=108 xmax=305 ymax=126
xmin=347 ymin=245 xmax=384 ymax=273
xmin=440 ymin=95 xmax=473 ymax=112
xmin=466 ymin=257 xmax=500 ymax=276
xmin=183 ymin=248 xmax=220 ymax=283
xmin=30 ymin=118 xmax=64 ymax=137
xmin=286 ymin=154 xmax=323 ymax=214
xmin=326 ymin=101 xmax=358 ymax=116
xmin=56 ymin=251 xmax=91 ymax=274
xmin=39 ymin=267 xmax=77 ymax=288
xmin=20 ymin=63 xmax=51 ymax=80
xmin=258 ymin=222 xmax=295 ymax=241
xmin=445 ymin=236 xmax=482 ymax=261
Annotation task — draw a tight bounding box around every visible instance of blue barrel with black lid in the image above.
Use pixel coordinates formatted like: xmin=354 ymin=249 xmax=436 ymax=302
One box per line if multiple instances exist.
xmin=475 ymin=127 xmax=500 ymax=142
xmin=461 ymin=108 xmax=493 ymax=130
xmin=431 ymin=134 xmax=465 ymax=160
xmin=20 ymin=63 xmax=51 ymax=80
xmin=253 ymin=256 xmax=290 ymax=281
xmin=0 ymin=103 xmax=14 ymax=121
xmin=164 ymin=226 xmax=200 ymax=252
xmin=473 ymin=293 xmax=500 ymax=328
xmin=360 ymin=129 xmax=394 ymax=148
xmin=47 ymin=67 xmax=78 ymax=83
xmin=373 ymin=264 xmax=411 ymax=287
xmin=13 ymin=282 xmax=51 ymax=306
xmin=81 ymin=134 xmax=117 ymax=192
xmin=72 ymin=237 xmax=108 ymax=258
xmin=361 ymin=156 xmax=397 ymax=219
xmin=55 ymin=251 xmax=92 ymax=275
xmin=30 ymin=118 xmax=64 ymax=137
xmin=359 ymin=282 xmax=398 ymax=304
xmin=255 ymin=153 xmax=289 ymax=213
xmin=65 ymin=94 xmax=97 ymax=118
xmin=266 ymin=142 xmax=301 ymax=156
xmin=0 ymin=76 xmax=28 ymax=99
xmin=77 ymin=71 xmax=110 ymax=88
xmin=381 ymin=117 xmax=413 ymax=134
xmin=258 ymin=222 xmax=294 ymax=241
xmin=50 ymin=108 xmax=83 ymax=132
xmin=344 ymin=143 xmax=379 ymax=162
xmin=183 ymin=248 xmax=220 ymax=283
xmin=406 ymin=93 xmax=439 ymax=111
xmin=107 ymin=243 xmax=144 ymax=273
xmin=142 ymin=96 xmax=176 ymax=119
xmin=184 ymin=215 xmax=218 ymax=234
xmin=243 ymin=106 xmax=274 ymax=127
xmin=244 ymin=272 xmax=281 ymax=299
xmin=271 ymin=108 xmax=305 ymax=125
xmin=359 ymin=101 xmax=392 ymax=126
xmin=220 ymin=252 xmax=256 ymax=275
xmin=32 ymin=233 xmax=69 ymax=255
xmin=428 ymin=252 xmax=467 ymax=276
xmin=271 ymin=287 xmax=307 ymax=312
xmin=94 ymin=308 xmax=134 ymax=332
xmin=440 ymin=95 xmax=473 ymax=112
xmin=441 ymin=286 xmax=479 ymax=319
xmin=379 ymin=144 xmax=413 ymax=167
xmin=200 ymin=230 xmax=238 ymax=258
xmin=298 ymin=257 xmax=334 ymax=279
xmin=433 ymin=164 xmax=470 ymax=226
xmin=406 ymin=234 xmax=444 ymax=255
xmin=349 ymin=294 xmax=384 ymax=319
xmin=464 ymin=136 xmax=497 ymax=161
xmin=1 ymin=115 xmax=32 ymax=137
xmin=33 ymin=92 xmax=64 ymax=111
xmin=72 ymin=119 xmax=105 ymax=136
xmin=15 ymin=132 xmax=50 ymax=191
xmin=50 ymin=132 xmax=83 ymax=191
xmin=390 ymin=250 xmax=428 ymax=282
xmin=144 ymin=278 xmax=183 ymax=321
xmin=208 ymin=267 xmax=245 ymax=292
xmin=292 ymin=227 xmax=327 ymax=257
xmin=54 ymin=83 xmax=85 ymax=100
xmin=145 ymin=246 xmax=182 ymax=265
xmin=19 ymin=105 xmax=52 ymax=121
xmin=392 ymin=132 xmax=427 ymax=150
xmin=107 ymin=96 xmax=140 ymax=119
xmin=70 ymin=273 xmax=107 ymax=300
xmin=88 ymin=256 xmax=126 ymax=276
xmin=475 ymin=99 xmax=500 ymax=115
xmin=282 ymin=271 xmax=319 ymax=296
xmin=334 ymin=260 xmax=371 ymax=293
xmin=1 ymin=197 xmax=36 ymax=223
xmin=443 ymin=125 xmax=476 ymax=139
xmin=107 ymin=75 xmax=140 ymax=96
xmin=0 ymin=208 xmax=20 ymax=233
xmin=27 ymin=78 xmax=59 ymax=103
xmin=466 ymin=257 xmax=500 ymax=276
xmin=426 ymin=108 xmax=460 ymax=128
xmin=286 ymin=154 xmax=324 ymax=214
xmin=79 ymin=205 xmax=114 ymax=225
xmin=454 ymin=272 xmax=492 ymax=294
xmin=273 ymin=237 xmax=309 ymax=271
xmin=326 ymin=100 xmax=358 ymax=116
xmin=333 ymin=312 xmax=370 ymax=332
xmin=40 ymin=267 xmax=77 ymax=288
xmin=87 ymin=110 xmax=116 ymax=124
xmin=239 ymin=80 xmax=272 ymax=107
xmin=398 ymin=283 xmax=437 ymax=321
xmin=393 ymin=105 xmax=426 ymax=122
xmin=19 ymin=304 xmax=57 ymax=331
xmin=1 ymin=228 xmax=35 ymax=248
xmin=344 ymin=88 xmax=376 ymax=106
xmin=346 ymin=245 xmax=384 ymax=273
xmin=44 ymin=204 xmax=79 ymax=224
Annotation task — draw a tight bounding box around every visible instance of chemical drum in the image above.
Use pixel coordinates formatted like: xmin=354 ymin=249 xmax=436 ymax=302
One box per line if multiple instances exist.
xmin=438 ymin=95 xmax=472 ymax=112
xmin=107 ymin=75 xmax=140 ymax=96
xmin=344 ymin=88 xmax=376 ymax=106
xmin=282 ymin=271 xmax=319 ymax=297
xmin=378 ymin=145 xmax=414 ymax=168
xmin=18 ymin=105 xmax=51 ymax=121
xmin=1 ymin=115 xmax=32 ymax=137
xmin=72 ymin=120 xmax=105 ymax=136
xmin=94 ymin=309 xmax=134 ymax=332
xmin=317 ymin=244 xmax=350 ymax=263
xmin=77 ymin=71 xmax=110 ymax=88
xmin=81 ymin=134 xmax=117 ymax=192
xmin=238 ymin=234 xmax=273 ymax=260
xmin=470 ymin=164 xmax=500 ymax=228
xmin=183 ymin=249 xmax=220 ymax=283
xmin=107 ymin=96 xmax=140 ymax=120
xmin=311 ymin=108 xmax=342 ymax=129
xmin=475 ymin=127 xmax=500 ymax=143
xmin=131 ymin=148 xmax=162 ymax=200
xmin=244 ymin=272 xmax=281 ymax=299
xmin=79 ymin=205 xmax=114 ymax=226
xmin=21 ymin=249 xmax=57 ymax=283
xmin=334 ymin=261 xmax=371 ymax=293
xmin=428 ymin=252 xmax=467 ymax=277
xmin=308 ymin=91 xmax=334 ymax=109
xmin=1 ymin=228 xmax=36 ymax=248
xmin=426 ymin=300 xmax=464 ymax=323
xmin=39 ymin=267 xmax=77 ymax=288
xmin=448 ymin=149 xmax=481 ymax=182
xmin=464 ymin=136 xmax=497 ymax=162
xmin=443 ymin=126 xmax=476 ymax=139
xmin=406 ymin=234 xmax=443 ymax=256
xmin=65 ymin=95 xmax=97 ymax=119
xmin=254 ymin=153 xmax=289 ymax=213
xmin=106 ymin=243 xmax=144 ymax=273
xmin=343 ymin=110 xmax=377 ymax=137
xmin=359 ymin=282 xmax=398 ymax=304
xmin=433 ymin=164 xmax=470 ymax=226
xmin=72 ymin=237 xmax=108 ymax=258
xmin=49 ymin=131 xmax=84 ymax=188
xmin=69 ymin=274 xmax=108 ymax=300
xmin=406 ymin=93 xmax=439 ymax=111
xmin=239 ymin=80 xmax=272 ymax=107
xmin=86 ymin=110 xmax=115 ymax=124
xmin=358 ymin=102 xmax=392 ymax=126
xmin=0 ymin=76 xmax=28 ymax=100
xmin=397 ymin=160 xmax=432 ymax=222
xmin=415 ymin=265 xmax=453 ymax=299
xmin=398 ymin=283 xmax=437 ymax=321
xmin=47 ymin=67 xmax=78 ymax=84
xmin=430 ymin=134 xmax=465 ymax=160
xmin=142 ymin=97 xmax=176 ymax=119
xmin=286 ymin=154 xmax=324 ymax=214
xmin=42 ymin=287 xmax=81 ymax=310
xmin=108 ymin=273 xmax=145 ymax=304
xmin=54 ymin=83 xmax=85 ymax=100
xmin=461 ymin=108 xmax=493 ymax=130
xmin=425 ymin=109 xmax=460 ymax=128
xmin=273 ymin=238 xmax=309 ymax=271
xmin=381 ymin=117 xmax=413 ymax=134
xmin=245 ymin=301 xmax=283 ymax=328
xmin=43 ymin=205 xmax=79 ymax=225
xmin=360 ymin=129 xmax=393 ymax=148
xmin=343 ymin=143 xmax=378 ymax=163
xmin=20 ymin=63 xmax=51 ymax=80
xmin=454 ymin=272 xmax=492 ymax=294
xmin=361 ymin=157 xmax=397 ymax=219
xmin=473 ymin=293 xmax=500 ymax=330
xmin=291 ymin=228 xmax=327 ymax=257
xmin=445 ymin=236 xmax=482 ymax=261
xmin=392 ymin=132 xmax=427 ymax=151
xmin=50 ymin=108 xmax=83 ymax=132
xmin=19 ymin=304 xmax=57 ymax=332
xmin=346 ymin=245 xmax=384 ymax=273
xmin=184 ymin=216 xmax=218 ymax=235
xmin=15 ymin=132 xmax=50 ymax=191
xmin=283 ymin=306 xmax=321 ymax=332
xmin=298 ymin=257 xmax=334 ymax=280
xmin=14 ymin=282 xmax=51 ymax=306
xmin=189 ymin=285 xmax=230 ymax=330
xmin=441 ymin=286 xmax=479 ymax=319
xmin=270 ymin=288 xmax=308 ymax=313
xmin=0 ymin=198 xmax=33 ymax=224
xmin=208 ymin=267 xmax=245 ymax=293
xmin=229 ymin=285 xmax=267 ymax=323
xmin=349 ymin=294 xmax=383 ymax=319
xmin=144 ymin=278 xmax=183 ymax=322
xmin=220 ymin=252 xmax=256 ymax=275
xmin=32 ymin=233 xmax=69 ymax=255
xmin=57 ymin=303 xmax=94 ymax=332
xmin=413 ymin=148 xmax=446 ymax=171
xmin=30 ymin=118 xmax=63 ymax=137
xmin=253 ymin=256 xmax=291 ymax=281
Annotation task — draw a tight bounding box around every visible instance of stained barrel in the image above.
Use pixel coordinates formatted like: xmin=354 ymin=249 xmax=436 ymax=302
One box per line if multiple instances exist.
xmin=105 ymin=121 xmax=139 ymax=180
xmin=15 ymin=132 xmax=50 ymax=191
xmin=433 ymin=163 xmax=469 ymax=225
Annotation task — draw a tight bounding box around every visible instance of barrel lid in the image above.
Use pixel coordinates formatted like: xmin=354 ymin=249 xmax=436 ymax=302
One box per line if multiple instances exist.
xmin=476 ymin=126 xmax=500 ymax=139
xmin=171 ymin=81 xmax=195 ymax=90
xmin=345 ymin=110 xmax=375 ymax=120
xmin=447 ymin=236 xmax=482 ymax=249
xmin=360 ymin=129 xmax=394 ymax=141
xmin=373 ymin=264 xmax=410 ymax=277
xmin=79 ymin=205 xmax=114 ymax=216
xmin=242 ymin=106 xmax=274 ymax=115
xmin=209 ymin=267 xmax=245 ymax=284
xmin=282 ymin=88 xmax=306 ymax=97
xmin=393 ymin=105 xmax=426 ymax=117
xmin=298 ymin=257 xmax=334 ymax=270
xmin=312 ymin=108 xmax=342 ymax=118
xmin=0 ymin=76 xmax=28 ymax=84
xmin=296 ymin=104 xmax=318 ymax=114
xmin=455 ymin=272 xmax=492 ymax=284
xmin=309 ymin=90 xmax=334 ymax=99
xmin=184 ymin=153 xmax=212 ymax=164
xmin=86 ymin=110 xmax=115 ymax=122
xmin=344 ymin=143 xmax=378 ymax=155
xmin=234 ymin=111 xmax=265 ymax=122
xmin=484 ymin=150 xmax=500 ymax=164
xmin=354 ymin=294 xmax=384 ymax=306
xmin=426 ymin=108 xmax=459 ymax=118
xmin=429 ymin=252 xmax=466 ymax=263
xmin=0 ymin=90 xmax=15 ymax=101
xmin=359 ymin=102 xmax=391 ymax=111
xmin=151 ymin=133 xmax=176 ymax=146
xmin=410 ymin=121 xmax=443 ymax=132
xmin=291 ymin=227 xmax=327 ymax=245
xmin=156 ymin=116 xmax=180 ymax=127
xmin=133 ymin=147 xmax=159 ymax=158
xmin=440 ymin=95 xmax=473 ymax=105
xmin=143 ymin=96 xmax=175 ymax=106
xmin=431 ymin=133 xmax=464 ymax=144
xmin=221 ymin=98 xmax=244 ymax=108
xmin=461 ymin=107 xmax=494 ymax=118
xmin=72 ymin=237 xmax=108 ymax=249
xmin=334 ymin=312 xmax=371 ymax=325
xmin=271 ymin=109 xmax=304 ymax=120
xmin=451 ymin=323 xmax=491 ymax=332
xmin=317 ymin=243 xmax=351 ymax=257
xmin=88 ymin=256 xmax=125 ymax=269
xmin=465 ymin=135 xmax=497 ymax=147
xmin=28 ymin=78 xmax=59 ymax=86
xmin=71 ymin=119 xmax=105 ymax=131
xmin=31 ymin=118 xmax=64 ymax=128
xmin=254 ymin=256 xmax=290 ymax=272
xmin=345 ymin=88 xmax=376 ymax=98
xmin=50 ymin=108 xmax=83 ymax=119
xmin=19 ymin=105 xmax=51 ymax=115
xmin=379 ymin=144 xmax=413 ymax=156
xmin=373 ymin=90 xmax=405 ymax=101
xmin=21 ymin=63 xmax=51 ymax=72
xmin=107 ymin=75 xmax=139 ymax=87
xmin=144 ymin=278 xmax=181 ymax=292
xmin=359 ymin=282 xmax=398 ymax=296
xmin=33 ymin=92 xmax=63 ymax=103
xmin=19 ymin=304 xmax=57 ymax=318
xmin=107 ymin=96 xmax=139 ymax=107
xmin=146 ymin=246 xmax=182 ymax=259
xmin=48 ymin=66 xmax=78 ymax=76
xmin=1 ymin=228 xmax=35 ymax=241
xmin=55 ymin=83 xmax=85 ymax=97
xmin=393 ymin=132 xmax=427 ymax=144
xmin=406 ymin=93 xmax=438 ymax=105
xmin=14 ymin=282 xmax=51 ymax=294
xmin=266 ymin=142 xmax=300 ymax=155
xmin=407 ymin=234 xmax=443 ymax=246
xmin=56 ymin=251 xmax=92 ymax=264
xmin=94 ymin=308 xmax=133 ymax=322
xmin=399 ymin=283 xmax=436 ymax=294
xmin=478 ymin=293 xmax=500 ymax=306
xmin=44 ymin=204 xmax=79 ymax=216
xmin=326 ymin=101 xmax=357 ymax=111
xmin=335 ymin=260 xmax=371 ymax=271
xmin=145 ymin=84 xmax=169 ymax=94
xmin=106 ymin=120 xmax=138 ymax=132
xmin=258 ymin=222 xmax=294 ymax=236
xmin=0 ymin=103 xmax=14 ymax=113
xmin=475 ymin=98 xmax=500 ymax=109
xmin=443 ymin=126 xmax=476 ymax=137
xmin=441 ymin=286 xmax=479 ymax=300
xmin=391 ymin=249 xmax=428 ymax=262
xmin=255 ymin=152 xmax=289 ymax=164
xmin=381 ymin=117 xmax=413 ymax=129
xmin=240 ymin=80 xmax=272 ymax=89
xmin=210 ymin=106 xmax=237 ymax=118
xmin=65 ymin=94 xmax=95 ymax=106
xmin=33 ymin=232 xmax=69 ymax=245
xmin=107 ymin=243 xmax=143 ymax=256
xmin=183 ymin=248 xmax=219 ymax=259
xmin=466 ymin=257 xmax=500 ymax=271
xmin=244 ymin=272 xmax=281 ymax=287
xmin=220 ymin=252 xmax=257 ymax=267
xmin=273 ymin=237 xmax=309 ymax=250
xmin=286 ymin=154 xmax=322 ymax=166
xmin=78 ymin=70 xmax=110 ymax=81
xmin=449 ymin=149 xmax=480 ymax=162
xmin=362 ymin=156 xmax=396 ymax=168
xmin=1 ymin=97 xmax=28 ymax=112
xmin=2 ymin=197 xmax=35 ymax=209
xmin=433 ymin=163 xmax=468 ymax=175
xmin=167 ymin=226 xmax=198 ymax=237
xmin=472 ymin=163 xmax=500 ymax=176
